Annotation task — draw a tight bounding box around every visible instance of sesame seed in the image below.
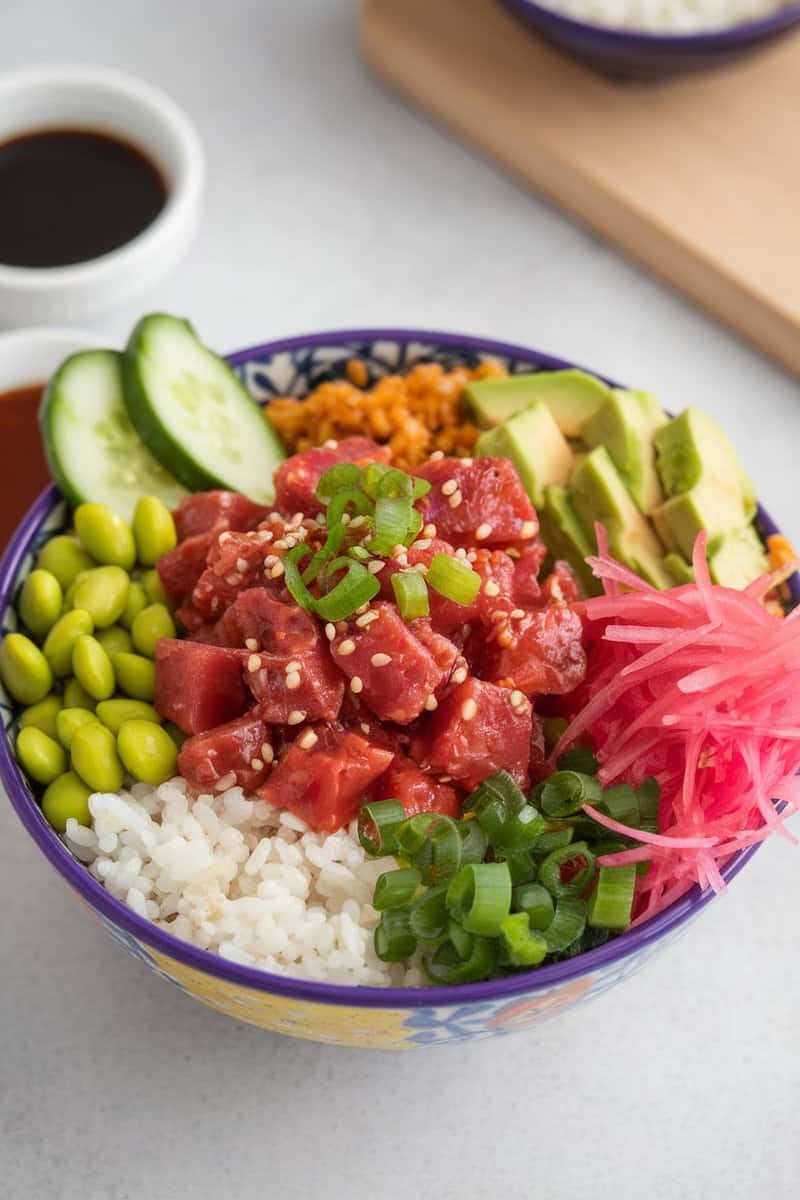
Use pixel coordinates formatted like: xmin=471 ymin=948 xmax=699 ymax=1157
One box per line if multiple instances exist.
xmin=263 ymin=554 xmax=278 ymax=568
xmin=236 ymin=557 xmax=249 ymax=573
xmin=415 ymin=539 xmax=432 ymax=551
xmin=520 ymin=521 xmax=537 ymax=539
xmin=337 ymin=639 xmax=356 ymax=656
xmin=287 ymin=710 xmax=306 ymax=725
xmin=461 ymin=458 xmax=474 ymax=467
xmin=490 ymin=610 xmax=507 ymax=623
xmin=250 ymin=758 xmax=264 ymax=771
xmin=467 ymin=550 xmax=477 ymax=563
xmin=270 ymin=561 xmax=285 ymax=579
xmin=285 ymin=660 xmax=302 ymax=673
xmin=475 ymin=523 xmax=493 ymax=541
xmin=461 ymin=698 xmax=477 ymax=721
xmin=356 ymin=603 xmax=370 ymax=615
xmin=361 ymin=723 xmax=371 ymax=735
xmin=392 ymin=544 xmax=407 ymax=558
xmin=441 ymin=479 xmax=457 ymax=496
xmin=452 ymin=666 xmax=468 ymax=684
xmin=262 ymin=743 xmax=274 ymax=764
xmin=325 ymin=623 xmax=336 ymax=641
xmin=291 ymin=513 xmax=304 ymax=528
xmin=349 ymin=515 xmax=367 ymax=529
xmin=429 ymin=450 xmax=444 ymax=462
xmin=219 ymin=531 xmax=232 ymax=544
xmin=414 ymin=563 xmax=428 ymax=575
xmin=497 ymin=631 xmax=513 ymax=647
xmin=424 ymin=694 xmax=438 ymax=711
xmin=247 ymin=654 xmax=261 ymax=672
xmin=510 ymin=689 xmax=526 ymax=706
xmin=356 ymin=611 xmax=379 ymax=628
xmin=439 ymin=775 xmax=452 ymax=783
xmin=367 ymin=560 xmax=386 ymax=575
xmin=484 ymin=579 xmax=500 ymax=597
xmin=273 ymin=539 xmax=288 ymax=551
xmin=371 ymin=653 xmax=392 ymax=667
xmin=245 ymin=637 xmax=259 ymax=651
xmin=423 ymin=523 xmax=437 ymax=538
xmin=286 ymin=671 xmax=301 ymax=690
xmin=323 ymin=439 xmax=339 ymax=450
xmin=211 ymin=596 xmax=220 ymax=612
xmin=284 ymin=536 xmax=297 ymax=549
xmin=507 ymin=548 xmax=521 ymax=560
xmin=341 ymin=513 xmax=351 ymax=526
xmin=350 ymin=676 xmax=363 ymax=693
xmin=297 ymin=729 xmax=319 ymax=750
xmin=510 ymin=608 xmax=525 ymax=619
xmin=259 ymin=530 xmax=273 ymax=543
xmin=225 ymin=573 xmax=241 ymax=587
xmin=448 ymin=490 xmax=463 ymax=509
xmin=395 ymin=554 xmax=408 ymax=567
xmin=455 ymin=547 xmax=467 ymax=560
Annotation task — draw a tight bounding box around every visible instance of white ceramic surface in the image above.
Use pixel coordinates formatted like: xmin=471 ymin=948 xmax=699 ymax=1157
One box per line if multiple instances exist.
xmin=0 ymin=326 xmax=105 ymax=391
xmin=0 ymin=65 xmax=204 ymax=327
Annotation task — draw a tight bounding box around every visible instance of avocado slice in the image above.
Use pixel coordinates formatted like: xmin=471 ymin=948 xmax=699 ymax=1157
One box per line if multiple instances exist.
xmin=539 ymin=485 xmax=599 ymax=596
xmin=653 ymin=481 xmax=751 ymax=561
xmin=465 ymin=369 xmax=611 ymax=438
xmin=708 ymin=526 xmax=768 ymax=589
xmin=654 ymin=408 xmax=756 ymax=520
xmin=663 ymin=552 xmax=694 ymax=585
xmin=475 ymin=401 xmax=574 ymax=507
xmin=570 ymin=446 xmax=671 ymax=589
xmin=581 ymin=389 xmax=667 ymax=514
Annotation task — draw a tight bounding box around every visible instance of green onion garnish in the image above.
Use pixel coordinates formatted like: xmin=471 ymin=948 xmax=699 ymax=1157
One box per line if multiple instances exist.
xmin=499 ymin=912 xmax=548 ymax=967
xmin=403 ymin=508 xmax=423 ymax=546
xmin=391 ymin=569 xmax=430 ymax=619
xmin=496 ymin=850 xmax=537 ymax=885
xmin=493 ymin=804 xmax=547 ymax=852
xmin=539 ymin=769 xmax=601 ymax=818
xmin=301 ymin=524 xmax=346 ymax=584
xmin=374 ymin=908 xmax=417 ymax=962
xmin=599 ymin=783 xmax=639 ymax=826
xmin=556 ymin=746 xmax=599 ymax=775
xmin=315 ymin=462 xmax=363 ymax=503
xmin=542 ymin=896 xmax=587 ymax=953
xmin=314 ymin=556 xmax=380 ymax=621
xmin=459 ymin=818 xmax=489 ymax=865
xmin=588 ymin=865 xmax=637 ymax=930
xmin=530 ymin=824 xmax=574 ymax=855
xmin=512 ymin=882 xmax=554 ymax=931
xmin=411 ymin=815 xmax=462 ymax=886
xmin=369 ymin=494 xmax=414 ymax=555
xmin=446 ymin=862 xmax=512 ymax=937
xmin=283 ymin=544 xmax=318 ymax=613
xmin=373 ymin=867 xmax=422 ymax=911
xmin=636 ymin=777 xmax=660 ymax=833
xmin=409 ymin=885 xmax=450 ymax=942
xmin=327 ymin=486 xmax=373 ymax=530
xmin=358 ymin=799 xmax=407 ymax=856
xmin=423 ymin=933 xmax=498 ymax=985
xmin=396 ymin=813 xmax=439 ymax=857
xmin=538 ymin=841 xmax=596 ymax=898
xmin=426 ymin=552 xmax=481 ymax=605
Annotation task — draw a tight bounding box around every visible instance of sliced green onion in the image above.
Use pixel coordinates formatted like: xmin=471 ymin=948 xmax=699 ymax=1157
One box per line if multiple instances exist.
xmin=447 ymin=918 xmax=473 ymax=961
xmin=588 ymin=865 xmax=637 ymax=930
xmin=446 ymin=862 xmax=512 ymax=937
xmin=493 ymin=804 xmax=547 ymax=852
xmin=358 ymin=799 xmax=407 ymax=856
xmin=315 ymin=557 xmax=380 ymax=620
xmin=499 ymin=912 xmax=548 ymax=967
xmin=411 ymin=476 xmax=431 ymax=500
xmin=327 ymin=487 xmax=373 ymax=530
xmin=283 ymin=544 xmax=317 ymax=613
xmin=374 ymin=908 xmax=416 ymax=962
xmin=532 ymin=824 xmax=574 ymax=855
xmin=412 ymin=815 xmax=462 ymax=886
xmin=538 ymin=841 xmax=596 ymax=898
xmin=512 ymin=882 xmax=555 ymax=931
xmin=472 ymin=771 xmax=528 ymax=818
xmin=377 ymin=467 xmax=415 ymax=498
xmin=301 ymin=525 xmax=346 ymax=584
xmin=396 ymin=813 xmax=439 ymax=857
xmin=540 ymin=770 xmax=602 ymax=817
xmin=403 ymin=508 xmax=423 ymax=546
xmin=348 ymin=544 xmax=370 ymax=561
xmin=636 ymin=776 xmax=660 ymax=833
xmin=458 ymin=818 xmax=488 ymax=865
xmin=315 ymin=463 xmax=363 ymax=503
xmin=556 ymin=746 xmax=599 ymax=775
xmin=497 ymin=851 xmax=536 ymax=886
xmin=373 ymin=867 xmax=422 ymax=911
xmin=360 ymin=462 xmax=392 ymax=498
xmin=409 ymin=885 xmax=449 ymax=942
xmin=423 ymin=933 xmax=498 ymax=985
xmin=600 ymin=784 xmax=639 ymax=826
xmin=542 ymin=896 xmax=587 ymax=953
xmin=391 ymin=570 xmax=430 ymax=619
xmin=426 ymin=553 xmax=481 ymax=606
xmin=369 ymin=495 xmax=413 ymax=555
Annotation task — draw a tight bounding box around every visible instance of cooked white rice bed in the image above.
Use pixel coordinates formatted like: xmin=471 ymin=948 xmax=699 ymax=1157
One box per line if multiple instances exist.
xmin=63 ymin=777 xmax=423 ymax=987
xmin=537 ymin=0 xmax=787 ymax=33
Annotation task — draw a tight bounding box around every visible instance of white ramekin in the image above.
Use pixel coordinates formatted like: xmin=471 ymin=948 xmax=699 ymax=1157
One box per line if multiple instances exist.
xmin=0 ymin=65 xmax=205 ymax=327
xmin=0 ymin=326 xmax=108 ymax=393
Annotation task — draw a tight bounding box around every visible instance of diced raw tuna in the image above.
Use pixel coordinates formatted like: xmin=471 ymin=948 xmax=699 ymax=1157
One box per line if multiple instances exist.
xmin=408 ymin=620 xmax=463 ymax=684
xmin=157 ymin=532 xmax=215 ymax=603
xmin=379 ymin=537 xmax=479 ymax=633
xmin=414 ymin=457 xmax=538 ymax=546
xmin=410 ymin=677 xmax=533 ymax=790
xmin=483 ymin=605 xmax=586 ymax=696
xmin=154 ymin=640 xmax=249 ymax=734
xmin=173 ymin=491 xmax=269 ymax=541
xmin=513 ymin=541 xmax=547 ymax=608
xmin=372 ymin=753 xmax=462 ymax=819
xmin=178 ymin=712 xmax=273 ymax=793
xmin=540 ymin=561 xmax=582 ymax=606
xmin=471 ymin=548 xmax=517 ymax=622
xmin=258 ymin=726 xmax=393 ymax=832
xmin=274 ymin=437 xmax=391 ymax=516
xmin=215 ymin=588 xmax=320 ymax=654
xmin=330 ymin=602 xmax=444 ymax=724
xmin=247 ymin=645 xmax=344 ymax=724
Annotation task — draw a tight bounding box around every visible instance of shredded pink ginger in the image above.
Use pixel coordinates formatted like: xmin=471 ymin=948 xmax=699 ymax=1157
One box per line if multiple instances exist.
xmin=551 ymin=528 xmax=800 ymax=925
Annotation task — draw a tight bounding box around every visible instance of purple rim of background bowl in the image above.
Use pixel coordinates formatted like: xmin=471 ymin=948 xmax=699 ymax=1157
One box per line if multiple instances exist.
xmin=1 ymin=327 xmax=794 ymax=1011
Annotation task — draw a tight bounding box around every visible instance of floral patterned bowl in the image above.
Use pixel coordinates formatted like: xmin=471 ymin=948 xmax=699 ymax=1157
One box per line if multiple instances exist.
xmin=1 ymin=328 xmax=793 ymax=1049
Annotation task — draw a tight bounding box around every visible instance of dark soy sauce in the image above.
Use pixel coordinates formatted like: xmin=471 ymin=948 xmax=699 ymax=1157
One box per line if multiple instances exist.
xmin=0 ymin=129 xmax=167 ymax=268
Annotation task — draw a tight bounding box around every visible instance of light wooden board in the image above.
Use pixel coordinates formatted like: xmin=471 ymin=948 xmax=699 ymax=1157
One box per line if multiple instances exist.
xmin=361 ymin=0 xmax=800 ymax=376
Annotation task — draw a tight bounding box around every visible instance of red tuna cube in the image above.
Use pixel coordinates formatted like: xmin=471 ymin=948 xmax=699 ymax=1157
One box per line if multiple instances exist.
xmin=274 ymin=437 xmax=391 ymax=516
xmin=408 ymin=619 xmax=464 ymax=685
xmin=414 ymin=457 xmax=538 ymax=547
xmin=173 ymin=491 xmax=269 ymax=541
xmin=178 ymin=712 xmax=273 ymax=794
xmin=540 ymin=561 xmax=582 ymax=606
xmin=154 ymin=640 xmax=249 ymax=734
xmin=258 ymin=726 xmax=393 ymax=832
xmin=215 ymin=588 xmax=321 ymax=654
xmin=371 ymin=753 xmax=462 ymax=819
xmin=330 ymin=602 xmax=444 ymax=724
xmin=246 ymin=646 xmax=344 ymax=724
xmin=483 ymin=605 xmax=586 ymax=696
xmin=379 ymin=537 xmax=479 ymax=634
xmin=410 ymin=677 xmax=533 ymax=790
xmin=512 ymin=541 xmax=547 ymax=608
xmin=157 ymin=532 xmax=215 ymax=603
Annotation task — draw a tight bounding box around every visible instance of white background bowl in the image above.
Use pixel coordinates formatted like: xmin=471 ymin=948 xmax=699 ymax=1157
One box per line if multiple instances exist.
xmin=0 ymin=325 xmax=107 ymax=391
xmin=0 ymin=65 xmax=204 ymax=327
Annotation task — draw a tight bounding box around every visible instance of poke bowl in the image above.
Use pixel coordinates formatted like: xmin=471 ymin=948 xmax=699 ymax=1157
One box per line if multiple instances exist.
xmin=1 ymin=325 xmax=798 ymax=1050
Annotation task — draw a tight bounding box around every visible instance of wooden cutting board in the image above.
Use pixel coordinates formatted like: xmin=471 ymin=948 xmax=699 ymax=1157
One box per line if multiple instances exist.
xmin=360 ymin=0 xmax=800 ymax=376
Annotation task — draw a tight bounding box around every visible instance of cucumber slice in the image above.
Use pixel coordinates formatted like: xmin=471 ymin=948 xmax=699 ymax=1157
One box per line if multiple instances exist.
xmin=39 ymin=350 xmax=187 ymax=522
xmin=123 ymin=314 xmax=284 ymax=503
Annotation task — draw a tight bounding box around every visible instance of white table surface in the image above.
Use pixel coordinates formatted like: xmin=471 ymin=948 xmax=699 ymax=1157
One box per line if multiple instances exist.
xmin=1 ymin=3 xmax=798 ymax=1197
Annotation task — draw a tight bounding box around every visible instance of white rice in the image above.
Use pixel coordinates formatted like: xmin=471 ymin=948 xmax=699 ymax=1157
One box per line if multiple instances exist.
xmin=536 ymin=0 xmax=787 ymax=33
xmin=63 ymin=777 xmax=424 ymax=988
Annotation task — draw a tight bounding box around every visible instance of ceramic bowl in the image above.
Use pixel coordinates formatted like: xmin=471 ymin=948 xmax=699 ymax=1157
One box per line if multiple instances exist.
xmin=1 ymin=328 xmax=794 ymax=1049
xmin=499 ymin=0 xmax=800 ymax=77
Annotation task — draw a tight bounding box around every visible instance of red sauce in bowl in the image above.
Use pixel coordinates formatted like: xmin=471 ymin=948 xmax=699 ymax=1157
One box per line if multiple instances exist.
xmin=0 ymin=384 xmax=49 ymax=548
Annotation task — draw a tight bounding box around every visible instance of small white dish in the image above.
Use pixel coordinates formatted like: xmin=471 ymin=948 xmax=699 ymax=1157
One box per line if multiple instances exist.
xmin=0 ymin=325 xmax=107 ymax=392
xmin=0 ymin=65 xmax=205 ymax=327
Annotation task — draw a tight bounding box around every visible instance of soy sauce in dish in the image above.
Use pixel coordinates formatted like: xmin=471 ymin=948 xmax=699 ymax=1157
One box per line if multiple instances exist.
xmin=0 ymin=129 xmax=167 ymax=268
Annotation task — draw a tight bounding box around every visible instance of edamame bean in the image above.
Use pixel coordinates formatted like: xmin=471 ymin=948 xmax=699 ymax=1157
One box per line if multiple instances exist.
xmin=71 ymin=566 xmax=130 ymax=628
xmin=19 ymin=694 xmax=63 ymax=740
xmin=119 ymin=580 xmax=147 ymax=630
xmin=111 ymin=652 xmax=156 ymax=701
xmin=131 ymin=604 xmax=176 ymax=658
xmin=19 ymin=569 xmax=63 ymax=640
xmin=56 ymin=707 xmax=101 ymax=750
xmin=70 ymin=721 xmax=124 ymax=792
xmin=133 ymin=496 xmax=177 ymax=565
xmin=72 ymin=635 xmax=115 ymax=701
xmin=96 ymin=625 xmax=132 ymax=656
xmin=74 ymin=503 xmax=136 ymax=569
xmin=164 ymin=722 xmax=188 ymax=750
xmin=62 ymin=570 xmax=90 ymax=612
xmin=117 ymin=719 xmax=178 ymax=785
xmin=42 ymin=609 xmax=93 ymax=676
xmin=16 ymin=726 xmax=67 ymax=785
xmin=141 ymin=569 xmax=170 ymax=607
xmin=42 ymin=771 xmax=92 ymax=832
xmin=37 ymin=536 xmax=94 ymax=589
xmin=96 ymin=698 xmax=160 ymax=734
xmin=0 ymin=632 xmax=53 ymax=704
xmin=63 ymin=677 xmax=96 ymax=711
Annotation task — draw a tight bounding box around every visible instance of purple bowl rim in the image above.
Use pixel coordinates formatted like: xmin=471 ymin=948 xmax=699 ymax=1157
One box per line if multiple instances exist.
xmin=499 ymin=0 xmax=800 ymax=50
xmin=1 ymin=325 xmax=793 ymax=1011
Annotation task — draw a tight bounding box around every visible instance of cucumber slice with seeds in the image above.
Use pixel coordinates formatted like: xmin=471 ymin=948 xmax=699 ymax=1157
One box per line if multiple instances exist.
xmin=122 ymin=314 xmax=284 ymax=503
xmin=39 ymin=350 xmax=187 ymax=522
